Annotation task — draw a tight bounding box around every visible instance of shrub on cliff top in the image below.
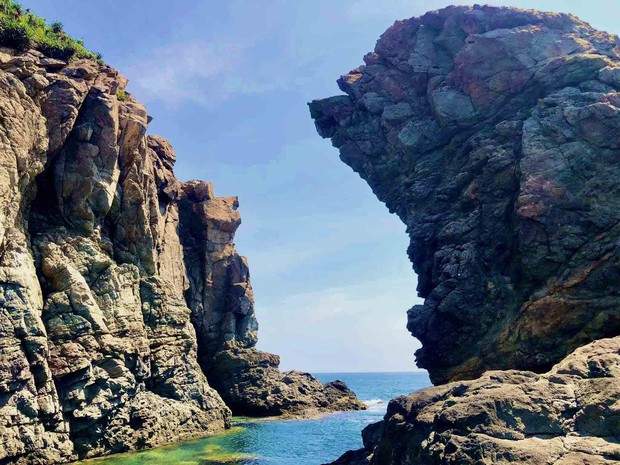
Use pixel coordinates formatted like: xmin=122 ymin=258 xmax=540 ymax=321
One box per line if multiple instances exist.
xmin=0 ymin=0 xmax=102 ymax=62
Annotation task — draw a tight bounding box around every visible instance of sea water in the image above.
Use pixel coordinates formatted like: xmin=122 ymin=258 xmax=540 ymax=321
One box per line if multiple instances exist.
xmin=78 ymin=372 xmax=431 ymax=465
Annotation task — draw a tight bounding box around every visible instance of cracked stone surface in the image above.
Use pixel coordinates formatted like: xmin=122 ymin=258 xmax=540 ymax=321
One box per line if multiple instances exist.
xmin=328 ymin=337 xmax=620 ymax=465
xmin=311 ymin=4 xmax=620 ymax=384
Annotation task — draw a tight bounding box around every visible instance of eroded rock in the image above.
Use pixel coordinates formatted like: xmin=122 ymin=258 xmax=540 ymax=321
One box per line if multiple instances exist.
xmin=207 ymin=347 xmax=365 ymax=416
xmin=0 ymin=41 xmax=362 ymax=464
xmin=178 ymin=179 xmax=365 ymax=416
xmin=311 ymin=5 xmax=620 ymax=464
xmin=328 ymin=337 xmax=620 ymax=465
xmin=310 ymin=4 xmax=620 ymax=384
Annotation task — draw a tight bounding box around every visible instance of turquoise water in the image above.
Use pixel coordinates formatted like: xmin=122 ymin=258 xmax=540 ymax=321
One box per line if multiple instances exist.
xmin=79 ymin=372 xmax=431 ymax=465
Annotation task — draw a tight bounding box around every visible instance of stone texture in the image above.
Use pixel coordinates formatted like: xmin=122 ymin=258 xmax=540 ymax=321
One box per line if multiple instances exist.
xmin=178 ymin=180 xmax=365 ymax=416
xmin=0 ymin=47 xmax=230 ymax=465
xmin=327 ymin=337 xmax=620 ymax=465
xmin=0 ymin=42 xmax=362 ymax=464
xmin=207 ymin=347 xmax=365 ymax=417
xmin=311 ymin=5 xmax=620 ymax=464
xmin=310 ymin=4 xmax=620 ymax=385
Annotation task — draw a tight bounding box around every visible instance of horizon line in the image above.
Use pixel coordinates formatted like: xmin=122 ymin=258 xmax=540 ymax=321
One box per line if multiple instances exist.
xmin=307 ymin=369 xmax=428 ymax=374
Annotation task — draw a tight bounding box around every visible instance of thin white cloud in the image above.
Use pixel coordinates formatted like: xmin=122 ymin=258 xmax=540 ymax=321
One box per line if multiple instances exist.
xmin=257 ymin=273 xmax=423 ymax=372
xmin=244 ymin=210 xmax=405 ymax=277
xmin=123 ymin=1 xmax=295 ymax=107
xmin=339 ymin=0 xmax=450 ymax=23
xmin=129 ymin=41 xmax=242 ymax=106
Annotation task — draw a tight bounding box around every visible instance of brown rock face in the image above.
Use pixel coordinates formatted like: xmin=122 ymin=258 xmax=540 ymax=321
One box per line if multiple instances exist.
xmin=310 ymin=5 xmax=620 ymax=384
xmin=0 ymin=43 xmax=362 ymax=464
xmin=177 ymin=179 xmax=365 ymax=416
xmin=206 ymin=347 xmax=365 ymax=417
xmin=0 ymin=48 xmax=229 ymax=465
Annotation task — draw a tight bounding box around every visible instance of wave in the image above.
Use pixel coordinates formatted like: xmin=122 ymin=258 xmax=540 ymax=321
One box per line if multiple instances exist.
xmin=363 ymin=399 xmax=386 ymax=406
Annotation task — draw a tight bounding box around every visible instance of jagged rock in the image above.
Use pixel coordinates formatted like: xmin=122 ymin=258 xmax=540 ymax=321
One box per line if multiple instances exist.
xmin=178 ymin=178 xmax=365 ymax=416
xmin=0 ymin=46 xmax=231 ymax=464
xmin=0 ymin=40 xmax=362 ymax=464
xmin=327 ymin=337 xmax=620 ymax=465
xmin=310 ymin=4 xmax=620 ymax=384
xmin=311 ymin=5 xmax=620 ymax=464
xmin=207 ymin=347 xmax=366 ymax=416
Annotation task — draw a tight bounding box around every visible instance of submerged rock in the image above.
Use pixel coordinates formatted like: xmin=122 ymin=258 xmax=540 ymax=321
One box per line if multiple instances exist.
xmin=0 ymin=38 xmax=361 ymax=465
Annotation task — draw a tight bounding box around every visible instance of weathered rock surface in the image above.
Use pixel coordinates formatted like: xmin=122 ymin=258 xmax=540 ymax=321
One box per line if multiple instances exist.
xmin=311 ymin=4 xmax=620 ymax=384
xmin=177 ymin=182 xmax=365 ymax=416
xmin=327 ymin=337 xmax=620 ymax=465
xmin=0 ymin=41 xmax=362 ymax=464
xmin=311 ymin=5 xmax=620 ymax=464
xmin=207 ymin=347 xmax=365 ymax=416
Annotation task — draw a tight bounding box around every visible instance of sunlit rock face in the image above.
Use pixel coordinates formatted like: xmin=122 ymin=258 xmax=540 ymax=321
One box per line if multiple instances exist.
xmin=310 ymin=4 xmax=620 ymax=385
xmin=177 ymin=179 xmax=366 ymax=416
xmin=0 ymin=42 xmax=362 ymax=464
xmin=0 ymin=48 xmax=230 ymax=464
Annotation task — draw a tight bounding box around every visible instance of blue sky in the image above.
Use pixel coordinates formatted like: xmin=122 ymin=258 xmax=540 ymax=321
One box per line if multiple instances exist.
xmin=24 ymin=1 xmax=620 ymax=372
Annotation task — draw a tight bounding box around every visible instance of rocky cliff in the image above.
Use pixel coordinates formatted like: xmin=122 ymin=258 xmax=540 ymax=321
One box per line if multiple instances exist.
xmin=0 ymin=31 xmax=362 ymax=465
xmin=310 ymin=5 xmax=620 ymax=464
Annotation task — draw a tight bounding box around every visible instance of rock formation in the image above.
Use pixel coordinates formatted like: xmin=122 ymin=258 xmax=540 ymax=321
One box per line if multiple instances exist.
xmin=310 ymin=5 xmax=620 ymax=464
xmin=330 ymin=337 xmax=620 ymax=465
xmin=177 ymin=179 xmax=365 ymax=417
xmin=0 ymin=35 xmax=362 ymax=465
xmin=206 ymin=348 xmax=364 ymax=417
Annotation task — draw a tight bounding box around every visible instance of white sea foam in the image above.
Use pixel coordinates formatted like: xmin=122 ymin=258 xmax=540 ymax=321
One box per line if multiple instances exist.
xmin=363 ymin=399 xmax=386 ymax=406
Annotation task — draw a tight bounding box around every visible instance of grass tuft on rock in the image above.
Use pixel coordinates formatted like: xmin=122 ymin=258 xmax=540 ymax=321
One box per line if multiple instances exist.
xmin=0 ymin=0 xmax=101 ymax=62
xmin=116 ymin=90 xmax=129 ymax=101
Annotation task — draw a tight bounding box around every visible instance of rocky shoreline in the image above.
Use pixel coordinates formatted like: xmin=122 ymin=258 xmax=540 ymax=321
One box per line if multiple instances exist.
xmin=0 ymin=36 xmax=363 ymax=465
xmin=311 ymin=5 xmax=620 ymax=464
xmin=327 ymin=338 xmax=620 ymax=464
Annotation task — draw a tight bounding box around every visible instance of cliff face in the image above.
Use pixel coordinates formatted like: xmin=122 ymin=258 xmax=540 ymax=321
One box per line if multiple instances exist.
xmin=0 ymin=44 xmax=362 ymax=465
xmin=310 ymin=5 xmax=620 ymax=464
xmin=311 ymin=5 xmax=620 ymax=385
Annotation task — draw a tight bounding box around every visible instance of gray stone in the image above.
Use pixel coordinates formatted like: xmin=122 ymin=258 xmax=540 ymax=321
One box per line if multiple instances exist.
xmin=327 ymin=337 xmax=620 ymax=465
xmin=311 ymin=5 xmax=620 ymax=464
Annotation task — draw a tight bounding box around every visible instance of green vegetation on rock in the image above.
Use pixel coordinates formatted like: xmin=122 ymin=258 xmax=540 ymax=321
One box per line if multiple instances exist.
xmin=0 ymin=0 xmax=101 ymax=61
